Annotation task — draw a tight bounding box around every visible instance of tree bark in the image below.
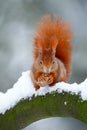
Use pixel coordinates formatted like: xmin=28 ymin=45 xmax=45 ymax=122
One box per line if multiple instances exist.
xmin=0 ymin=91 xmax=87 ymax=130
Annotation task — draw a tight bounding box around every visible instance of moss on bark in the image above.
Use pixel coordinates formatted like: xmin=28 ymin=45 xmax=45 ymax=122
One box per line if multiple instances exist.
xmin=0 ymin=92 xmax=87 ymax=130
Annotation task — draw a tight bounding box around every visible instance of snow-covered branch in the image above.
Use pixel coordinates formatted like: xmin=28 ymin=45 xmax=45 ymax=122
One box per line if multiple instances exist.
xmin=0 ymin=71 xmax=87 ymax=130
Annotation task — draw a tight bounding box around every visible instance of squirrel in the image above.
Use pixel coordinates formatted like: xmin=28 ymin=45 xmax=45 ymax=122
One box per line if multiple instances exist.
xmin=30 ymin=15 xmax=73 ymax=90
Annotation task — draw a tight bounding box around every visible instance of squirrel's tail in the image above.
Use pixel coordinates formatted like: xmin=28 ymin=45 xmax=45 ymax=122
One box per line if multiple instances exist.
xmin=56 ymin=38 xmax=73 ymax=80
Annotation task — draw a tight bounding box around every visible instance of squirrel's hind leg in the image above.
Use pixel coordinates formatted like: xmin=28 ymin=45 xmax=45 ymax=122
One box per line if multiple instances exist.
xmin=49 ymin=82 xmax=56 ymax=87
xmin=35 ymin=85 xmax=40 ymax=91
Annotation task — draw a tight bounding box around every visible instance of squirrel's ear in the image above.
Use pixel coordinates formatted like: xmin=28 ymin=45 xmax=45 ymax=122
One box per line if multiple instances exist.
xmin=39 ymin=48 xmax=42 ymax=55
xmin=52 ymin=49 xmax=56 ymax=56
xmin=50 ymin=36 xmax=58 ymax=50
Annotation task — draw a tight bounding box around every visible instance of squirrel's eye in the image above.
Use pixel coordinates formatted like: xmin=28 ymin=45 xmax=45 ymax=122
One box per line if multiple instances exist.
xmin=52 ymin=61 xmax=55 ymax=64
xmin=40 ymin=61 xmax=43 ymax=64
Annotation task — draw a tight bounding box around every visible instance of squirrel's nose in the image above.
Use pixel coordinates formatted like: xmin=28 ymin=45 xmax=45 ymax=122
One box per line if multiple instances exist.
xmin=43 ymin=67 xmax=48 ymax=73
xmin=43 ymin=67 xmax=51 ymax=74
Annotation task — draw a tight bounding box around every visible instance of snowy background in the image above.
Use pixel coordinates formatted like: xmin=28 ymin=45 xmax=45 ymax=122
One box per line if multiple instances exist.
xmin=0 ymin=0 xmax=87 ymax=130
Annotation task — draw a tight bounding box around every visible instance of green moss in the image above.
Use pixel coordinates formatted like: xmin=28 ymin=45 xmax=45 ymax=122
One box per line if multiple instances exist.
xmin=0 ymin=92 xmax=87 ymax=130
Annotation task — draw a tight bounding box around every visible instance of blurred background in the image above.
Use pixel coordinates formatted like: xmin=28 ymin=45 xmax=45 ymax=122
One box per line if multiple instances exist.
xmin=0 ymin=0 xmax=87 ymax=129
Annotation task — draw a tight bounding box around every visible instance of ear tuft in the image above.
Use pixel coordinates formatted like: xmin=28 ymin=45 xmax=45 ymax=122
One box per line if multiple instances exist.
xmin=50 ymin=36 xmax=58 ymax=50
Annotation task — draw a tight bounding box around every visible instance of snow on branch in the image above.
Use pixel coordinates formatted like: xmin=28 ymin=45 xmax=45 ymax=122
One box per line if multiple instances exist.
xmin=0 ymin=71 xmax=87 ymax=114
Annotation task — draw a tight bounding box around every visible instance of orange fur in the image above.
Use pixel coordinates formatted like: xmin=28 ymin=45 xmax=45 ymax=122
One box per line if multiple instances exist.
xmin=31 ymin=15 xmax=73 ymax=90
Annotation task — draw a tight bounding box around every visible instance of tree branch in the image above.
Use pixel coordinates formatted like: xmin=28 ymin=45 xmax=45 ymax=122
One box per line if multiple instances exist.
xmin=0 ymin=91 xmax=87 ymax=130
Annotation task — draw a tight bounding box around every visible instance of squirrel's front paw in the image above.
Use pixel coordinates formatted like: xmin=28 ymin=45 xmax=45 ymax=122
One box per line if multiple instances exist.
xmin=37 ymin=74 xmax=54 ymax=87
xmin=46 ymin=74 xmax=54 ymax=85
xmin=37 ymin=74 xmax=47 ymax=87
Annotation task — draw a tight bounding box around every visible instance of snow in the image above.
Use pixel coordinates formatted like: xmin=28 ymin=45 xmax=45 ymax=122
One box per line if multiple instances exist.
xmin=64 ymin=101 xmax=67 ymax=105
xmin=0 ymin=70 xmax=87 ymax=114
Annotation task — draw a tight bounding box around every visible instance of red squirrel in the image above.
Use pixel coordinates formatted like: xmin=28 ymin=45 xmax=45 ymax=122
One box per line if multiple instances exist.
xmin=31 ymin=15 xmax=73 ymax=90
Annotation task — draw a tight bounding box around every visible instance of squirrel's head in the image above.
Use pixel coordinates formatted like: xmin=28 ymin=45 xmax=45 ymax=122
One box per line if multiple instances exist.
xmin=36 ymin=48 xmax=58 ymax=74
xmin=34 ymin=35 xmax=58 ymax=74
